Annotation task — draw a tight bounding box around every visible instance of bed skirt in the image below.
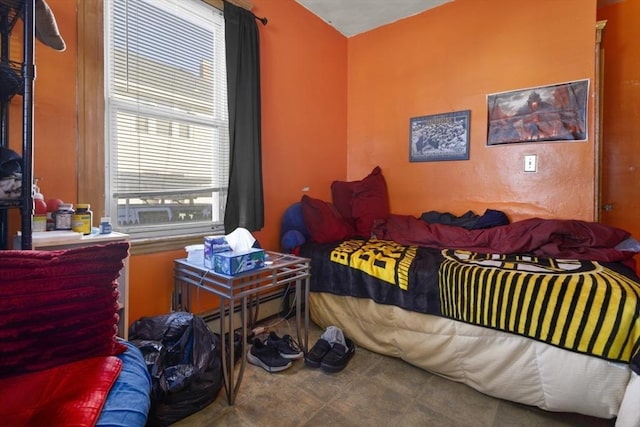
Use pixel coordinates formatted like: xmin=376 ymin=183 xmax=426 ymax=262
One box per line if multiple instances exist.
xmin=310 ymin=292 xmax=640 ymax=426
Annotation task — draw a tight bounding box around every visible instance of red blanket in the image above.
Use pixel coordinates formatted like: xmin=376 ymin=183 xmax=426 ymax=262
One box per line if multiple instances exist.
xmin=372 ymin=215 xmax=634 ymax=262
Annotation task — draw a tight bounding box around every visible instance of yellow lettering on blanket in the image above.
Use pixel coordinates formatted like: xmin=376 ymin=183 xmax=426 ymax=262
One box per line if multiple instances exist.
xmin=330 ymin=239 xmax=417 ymax=290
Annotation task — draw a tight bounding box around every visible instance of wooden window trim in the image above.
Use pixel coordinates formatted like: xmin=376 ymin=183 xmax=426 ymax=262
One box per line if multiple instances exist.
xmin=77 ymin=0 xmax=105 ymax=225
xmin=76 ymin=0 xmax=249 ymax=253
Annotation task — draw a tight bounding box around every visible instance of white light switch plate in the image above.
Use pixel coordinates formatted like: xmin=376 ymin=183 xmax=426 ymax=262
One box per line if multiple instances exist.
xmin=524 ymin=155 xmax=537 ymax=172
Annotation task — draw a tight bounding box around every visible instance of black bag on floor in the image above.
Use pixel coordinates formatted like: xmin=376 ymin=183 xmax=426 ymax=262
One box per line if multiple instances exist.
xmin=128 ymin=312 xmax=223 ymax=426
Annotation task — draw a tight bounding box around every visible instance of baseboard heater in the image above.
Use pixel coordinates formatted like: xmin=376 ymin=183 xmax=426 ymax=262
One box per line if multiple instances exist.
xmin=201 ymin=285 xmax=298 ymax=334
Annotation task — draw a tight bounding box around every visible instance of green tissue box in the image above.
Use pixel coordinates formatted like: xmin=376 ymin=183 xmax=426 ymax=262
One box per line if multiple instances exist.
xmin=211 ymin=248 xmax=265 ymax=276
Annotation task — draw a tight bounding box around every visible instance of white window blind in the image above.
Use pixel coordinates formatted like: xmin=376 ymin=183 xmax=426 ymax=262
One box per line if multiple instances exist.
xmin=105 ymin=0 xmax=228 ymax=237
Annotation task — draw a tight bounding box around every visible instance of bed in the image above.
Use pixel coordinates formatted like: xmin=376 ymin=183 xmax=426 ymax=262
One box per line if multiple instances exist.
xmin=290 ymin=167 xmax=640 ymax=426
xmin=0 ymin=242 xmax=152 ymax=426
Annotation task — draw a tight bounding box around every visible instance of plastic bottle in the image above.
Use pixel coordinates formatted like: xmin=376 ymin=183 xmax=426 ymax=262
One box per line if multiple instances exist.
xmin=73 ymin=203 xmax=93 ymax=235
xmin=99 ymin=217 xmax=112 ymax=234
xmin=54 ymin=203 xmax=75 ymax=230
xmin=32 ymin=184 xmax=47 ymax=232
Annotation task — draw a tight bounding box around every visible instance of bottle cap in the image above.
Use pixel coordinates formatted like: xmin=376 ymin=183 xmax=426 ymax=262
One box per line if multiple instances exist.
xmin=101 ymin=217 xmax=111 ymax=223
xmin=76 ymin=203 xmax=90 ymax=209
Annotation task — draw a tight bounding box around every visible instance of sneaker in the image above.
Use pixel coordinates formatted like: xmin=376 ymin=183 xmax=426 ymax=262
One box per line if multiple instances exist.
xmin=320 ymin=338 xmax=355 ymax=373
xmin=247 ymin=339 xmax=292 ymax=372
xmin=265 ymin=332 xmax=303 ymax=360
xmin=304 ymin=338 xmax=332 ymax=368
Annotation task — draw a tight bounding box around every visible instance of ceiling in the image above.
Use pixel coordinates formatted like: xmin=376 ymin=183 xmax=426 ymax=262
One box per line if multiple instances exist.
xmin=294 ymin=0 xmax=453 ymax=37
xmin=293 ymin=0 xmax=619 ymax=37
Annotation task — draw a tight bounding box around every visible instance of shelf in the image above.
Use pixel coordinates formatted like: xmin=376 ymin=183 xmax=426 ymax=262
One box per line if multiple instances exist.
xmin=0 ymin=60 xmax=23 ymax=102
xmin=14 ymin=230 xmax=130 ymax=249
xmin=0 ymin=3 xmax=24 ymax=36
xmin=0 ymin=1 xmax=36 ymax=250
xmin=0 ymin=198 xmax=21 ymax=208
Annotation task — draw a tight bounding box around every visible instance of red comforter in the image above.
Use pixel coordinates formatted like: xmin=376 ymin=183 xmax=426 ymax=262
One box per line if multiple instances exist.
xmin=372 ymin=215 xmax=634 ymax=263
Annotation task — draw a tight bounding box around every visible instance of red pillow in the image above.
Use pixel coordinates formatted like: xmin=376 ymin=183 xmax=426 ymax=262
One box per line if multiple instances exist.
xmin=301 ymin=195 xmax=355 ymax=244
xmin=330 ymin=179 xmax=357 ymax=226
xmin=331 ymin=166 xmax=390 ymax=238
xmin=352 ymin=166 xmax=390 ymax=237
xmin=0 ymin=242 xmax=129 ymax=378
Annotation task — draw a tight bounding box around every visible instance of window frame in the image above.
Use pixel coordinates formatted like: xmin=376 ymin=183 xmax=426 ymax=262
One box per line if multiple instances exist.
xmin=78 ymin=0 xmax=229 ymax=253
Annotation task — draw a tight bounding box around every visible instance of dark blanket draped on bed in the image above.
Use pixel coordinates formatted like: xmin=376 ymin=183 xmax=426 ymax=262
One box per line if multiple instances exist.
xmin=372 ymin=215 xmax=634 ymax=263
xmin=301 ymin=235 xmax=640 ymax=375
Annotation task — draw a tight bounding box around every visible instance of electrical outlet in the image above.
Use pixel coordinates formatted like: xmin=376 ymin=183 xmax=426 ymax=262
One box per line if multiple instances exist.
xmin=524 ymin=155 xmax=537 ymax=172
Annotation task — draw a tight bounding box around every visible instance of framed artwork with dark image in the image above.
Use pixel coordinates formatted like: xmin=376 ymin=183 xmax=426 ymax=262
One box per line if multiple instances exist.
xmin=409 ymin=110 xmax=471 ymax=162
xmin=487 ymin=79 xmax=589 ymax=145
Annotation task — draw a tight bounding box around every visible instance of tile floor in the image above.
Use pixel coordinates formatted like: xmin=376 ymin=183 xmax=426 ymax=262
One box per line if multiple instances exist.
xmin=174 ymin=319 xmax=616 ymax=427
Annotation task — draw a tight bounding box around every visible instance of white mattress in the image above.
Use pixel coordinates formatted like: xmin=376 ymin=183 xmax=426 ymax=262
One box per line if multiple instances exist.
xmin=310 ymin=292 xmax=640 ymax=426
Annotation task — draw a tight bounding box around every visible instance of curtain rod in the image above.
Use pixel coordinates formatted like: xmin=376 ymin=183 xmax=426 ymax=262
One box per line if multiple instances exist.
xmin=203 ymin=0 xmax=268 ymax=25
xmin=254 ymin=14 xmax=268 ymax=26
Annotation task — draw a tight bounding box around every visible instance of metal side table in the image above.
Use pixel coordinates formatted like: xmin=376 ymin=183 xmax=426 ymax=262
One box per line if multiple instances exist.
xmin=173 ymin=251 xmax=311 ymax=405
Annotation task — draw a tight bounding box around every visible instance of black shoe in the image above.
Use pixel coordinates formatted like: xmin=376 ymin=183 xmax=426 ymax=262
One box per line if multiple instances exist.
xmin=320 ymin=338 xmax=355 ymax=373
xmin=247 ymin=338 xmax=292 ymax=372
xmin=304 ymin=338 xmax=331 ymax=368
xmin=265 ymin=331 xmax=303 ymax=360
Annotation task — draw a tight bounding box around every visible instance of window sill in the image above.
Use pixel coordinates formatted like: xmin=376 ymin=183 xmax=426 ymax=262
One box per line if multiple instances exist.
xmin=128 ymin=232 xmax=221 ymax=255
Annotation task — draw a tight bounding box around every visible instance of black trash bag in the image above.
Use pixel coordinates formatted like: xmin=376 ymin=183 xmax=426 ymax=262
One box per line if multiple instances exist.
xmin=128 ymin=312 xmax=223 ymax=426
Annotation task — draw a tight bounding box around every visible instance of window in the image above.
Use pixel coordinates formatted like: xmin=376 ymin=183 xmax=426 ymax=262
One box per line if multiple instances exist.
xmin=104 ymin=0 xmax=228 ymax=238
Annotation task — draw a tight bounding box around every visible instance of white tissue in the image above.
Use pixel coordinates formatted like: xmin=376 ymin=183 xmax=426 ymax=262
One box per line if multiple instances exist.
xmin=225 ymin=227 xmax=256 ymax=252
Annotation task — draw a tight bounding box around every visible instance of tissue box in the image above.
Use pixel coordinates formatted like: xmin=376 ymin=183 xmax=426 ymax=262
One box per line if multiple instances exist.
xmin=204 ymin=236 xmax=231 ymax=266
xmin=210 ymin=248 xmax=265 ymax=276
xmin=185 ymin=244 xmax=205 ymax=265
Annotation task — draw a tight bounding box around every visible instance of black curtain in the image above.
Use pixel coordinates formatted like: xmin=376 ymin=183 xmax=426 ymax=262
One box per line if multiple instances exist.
xmin=223 ymin=1 xmax=264 ymax=233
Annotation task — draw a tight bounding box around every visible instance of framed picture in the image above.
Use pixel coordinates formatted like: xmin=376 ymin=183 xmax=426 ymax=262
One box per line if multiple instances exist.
xmin=409 ymin=110 xmax=471 ymax=162
xmin=487 ymin=79 xmax=589 ymax=145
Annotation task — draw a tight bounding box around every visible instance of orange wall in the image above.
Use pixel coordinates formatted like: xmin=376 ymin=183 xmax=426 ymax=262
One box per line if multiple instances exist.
xmin=129 ymin=248 xmax=222 ymax=319
xmin=12 ymin=0 xmax=615 ymax=326
xmin=347 ymin=0 xmax=598 ymax=222
xmin=251 ymin=0 xmax=348 ymax=249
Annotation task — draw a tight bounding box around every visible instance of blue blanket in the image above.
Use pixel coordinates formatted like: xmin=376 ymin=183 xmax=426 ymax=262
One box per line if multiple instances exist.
xmin=97 ymin=340 xmax=152 ymax=427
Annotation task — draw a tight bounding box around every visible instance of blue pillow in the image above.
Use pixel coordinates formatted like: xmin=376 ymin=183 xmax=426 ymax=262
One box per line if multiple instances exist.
xmin=281 ymin=230 xmax=306 ymax=252
xmin=281 ymin=202 xmax=310 ymax=239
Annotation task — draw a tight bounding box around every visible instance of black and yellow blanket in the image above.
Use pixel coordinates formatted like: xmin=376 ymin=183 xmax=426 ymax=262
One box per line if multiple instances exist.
xmin=301 ymin=238 xmax=640 ymax=374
